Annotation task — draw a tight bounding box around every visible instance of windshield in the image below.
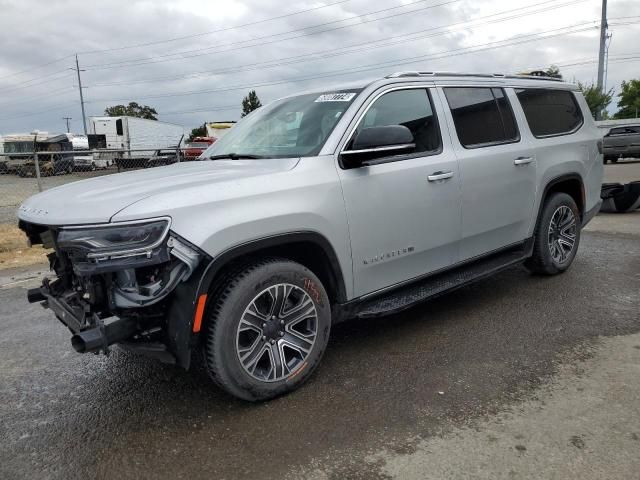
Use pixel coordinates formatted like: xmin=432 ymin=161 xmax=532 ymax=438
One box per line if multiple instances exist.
xmin=201 ymin=89 xmax=362 ymax=159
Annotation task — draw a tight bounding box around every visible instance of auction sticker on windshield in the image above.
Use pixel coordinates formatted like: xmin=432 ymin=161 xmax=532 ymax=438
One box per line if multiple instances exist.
xmin=315 ymin=92 xmax=357 ymax=102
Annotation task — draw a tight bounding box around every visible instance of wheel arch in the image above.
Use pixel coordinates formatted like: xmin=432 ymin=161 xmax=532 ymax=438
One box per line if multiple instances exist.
xmin=535 ymin=173 xmax=585 ymax=228
xmin=197 ymin=232 xmax=348 ymax=305
xmin=164 ymin=231 xmax=348 ymax=370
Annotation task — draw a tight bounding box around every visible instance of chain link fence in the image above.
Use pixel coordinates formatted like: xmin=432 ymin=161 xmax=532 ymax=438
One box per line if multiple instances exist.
xmin=0 ymin=147 xmax=186 ymax=224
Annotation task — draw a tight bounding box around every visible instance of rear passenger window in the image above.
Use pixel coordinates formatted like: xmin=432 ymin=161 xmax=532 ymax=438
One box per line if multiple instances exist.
xmin=515 ymin=89 xmax=583 ymax=137
xmin=349 ymin=88 xmax=441 ymax=155
xmin=444 ymin=87 xmax=519 ymax=148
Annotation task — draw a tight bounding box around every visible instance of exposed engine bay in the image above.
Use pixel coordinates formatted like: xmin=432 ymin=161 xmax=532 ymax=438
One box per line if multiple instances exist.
xmin=20 ymin=218 xmax=204 ymax=358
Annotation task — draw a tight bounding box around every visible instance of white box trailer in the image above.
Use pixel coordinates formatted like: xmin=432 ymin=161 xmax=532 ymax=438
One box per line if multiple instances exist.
xmin=205 ymin=121 xmax=236 ymax=140
xmin=88 ymin=116 xmax=184 ymax=167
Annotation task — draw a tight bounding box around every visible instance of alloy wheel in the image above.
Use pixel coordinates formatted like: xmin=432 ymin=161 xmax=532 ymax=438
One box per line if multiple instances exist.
xmin=236 ymin=283 xmax=318 ymax=382
xmin=547 ymin=205 xmax=577 ymax=264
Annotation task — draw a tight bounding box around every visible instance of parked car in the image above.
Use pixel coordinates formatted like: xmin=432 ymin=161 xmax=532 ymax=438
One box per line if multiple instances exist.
xmin=19 ymin=134 xmax=75 ymax=177
xmin=603 ymin=124 xmax=640 ymax=163
xmin=184 ymin=137 xmax=215 ymax=161
xmin=145 ymin=149 xmax=179 ymax=168
xmin=19 ymin=71 xmax=603 ymax=402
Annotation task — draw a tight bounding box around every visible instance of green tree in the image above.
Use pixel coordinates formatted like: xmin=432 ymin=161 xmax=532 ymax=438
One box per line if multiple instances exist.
xmin=188 ymin=123 xmax=207 ymax=141
xmin=614 ymin=79 xmax=640 ymax=119
xmin=104 ymin=102 xmax=158 ymax=120
xmin=577 ymin=82 xmax=613 ymax=119
xmin=241 ymin=90 xmax=262 ymax=117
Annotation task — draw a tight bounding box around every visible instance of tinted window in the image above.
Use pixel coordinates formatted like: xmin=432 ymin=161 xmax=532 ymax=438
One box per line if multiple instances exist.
xmin=516 ymin=89 xmax=583 ymax=137
xmin=608 ymin=126 xmax=640 ymax=136
xmin=348 ymin=89 xmax=441 ymax=154
xmin=115 ymin=119 xmax=123 ymax=136
xmin=444 ymin=87 xmax=519 ymax=148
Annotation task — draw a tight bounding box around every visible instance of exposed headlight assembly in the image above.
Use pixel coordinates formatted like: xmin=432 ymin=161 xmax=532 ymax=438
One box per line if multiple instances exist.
xmin=57 ymin=218 xmax=171 ymax=273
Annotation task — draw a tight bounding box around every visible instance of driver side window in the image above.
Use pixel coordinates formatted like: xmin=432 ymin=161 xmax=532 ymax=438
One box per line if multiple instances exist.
xmin=348 ymin=88 xmax=441 ymax=154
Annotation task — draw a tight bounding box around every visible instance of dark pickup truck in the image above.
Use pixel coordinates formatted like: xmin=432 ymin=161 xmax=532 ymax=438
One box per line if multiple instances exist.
xmin=603 ymin=124 xmax=640 ymax=163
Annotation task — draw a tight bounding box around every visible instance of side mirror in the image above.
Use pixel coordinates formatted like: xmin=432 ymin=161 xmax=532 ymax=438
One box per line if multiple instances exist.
xmin=341 ymin=125 xmax=415 ymax=168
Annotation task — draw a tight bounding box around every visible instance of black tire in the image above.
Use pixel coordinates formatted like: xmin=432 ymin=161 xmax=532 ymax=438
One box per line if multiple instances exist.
xmin=525 ymin=192 xmax=581 ymax=275
xmin=204 ymin=258 xmax=331 ymax=401
xmin=611 ymin=157 xmax=618 ymax=164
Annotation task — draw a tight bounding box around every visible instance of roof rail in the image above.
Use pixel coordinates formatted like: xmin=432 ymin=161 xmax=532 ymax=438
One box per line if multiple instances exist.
xmin=385 ymin=71 xmax=563 ymax=82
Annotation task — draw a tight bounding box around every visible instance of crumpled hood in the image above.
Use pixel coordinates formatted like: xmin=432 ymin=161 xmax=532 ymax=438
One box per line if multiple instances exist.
xmin=17 ymin=158 xmax=300 ymax=225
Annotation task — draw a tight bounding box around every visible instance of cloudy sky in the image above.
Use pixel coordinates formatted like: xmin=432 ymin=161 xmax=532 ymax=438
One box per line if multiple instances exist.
xmin=0 ymin=0 xmax=638 ymax=135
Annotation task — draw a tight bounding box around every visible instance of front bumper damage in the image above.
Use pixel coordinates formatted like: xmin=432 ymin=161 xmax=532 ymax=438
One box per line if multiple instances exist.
xmin=21 ymin=220 xmax=208 ymax=366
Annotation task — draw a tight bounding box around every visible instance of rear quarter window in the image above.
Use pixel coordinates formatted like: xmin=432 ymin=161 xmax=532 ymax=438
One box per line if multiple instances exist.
xmin=515 ymin=88 xmax=583 ymax=138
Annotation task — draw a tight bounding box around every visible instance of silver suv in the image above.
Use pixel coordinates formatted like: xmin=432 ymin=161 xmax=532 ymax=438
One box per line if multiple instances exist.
xmin=18 ymin=72 xmax=603 ymax=401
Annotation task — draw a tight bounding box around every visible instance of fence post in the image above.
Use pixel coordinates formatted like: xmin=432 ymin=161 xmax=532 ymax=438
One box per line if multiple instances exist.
xmin=34 ymin=152 xmax=43 ymax=192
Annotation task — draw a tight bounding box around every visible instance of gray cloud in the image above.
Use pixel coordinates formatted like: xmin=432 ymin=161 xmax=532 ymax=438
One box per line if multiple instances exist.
xmin=0 ymin=0 xmax=638 ymax=134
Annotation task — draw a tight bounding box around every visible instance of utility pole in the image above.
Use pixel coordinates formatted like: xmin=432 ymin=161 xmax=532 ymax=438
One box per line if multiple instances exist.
xmin=63 ymin=117 xmax=72 ymax=133
xmin=74 ymin=54 xmax=88 ymax=135
xmin=603 ymin=33 xmax=612 ymax=93
xmin=596 ymin=0 xmax=608 ymax=120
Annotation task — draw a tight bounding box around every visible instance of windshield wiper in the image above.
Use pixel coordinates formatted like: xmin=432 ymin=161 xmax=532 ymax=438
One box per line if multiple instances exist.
xmin=206 ymin=153 xmax=264 ymax=160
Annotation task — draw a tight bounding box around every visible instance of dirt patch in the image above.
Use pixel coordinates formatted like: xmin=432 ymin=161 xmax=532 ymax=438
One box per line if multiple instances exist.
xmin=0 ymin=224 xmax=49 ymax=270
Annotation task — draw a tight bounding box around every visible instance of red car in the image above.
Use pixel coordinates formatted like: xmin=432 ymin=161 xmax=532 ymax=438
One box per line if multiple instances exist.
xmin=183 ymin=137 xmax=215 ymax=160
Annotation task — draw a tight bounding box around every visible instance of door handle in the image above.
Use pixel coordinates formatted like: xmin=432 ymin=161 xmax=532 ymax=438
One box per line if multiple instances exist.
xmin=427 ymin=171 xmax=454 ymax=182
xmin=514 ymin=156 xmax=534 ymax=166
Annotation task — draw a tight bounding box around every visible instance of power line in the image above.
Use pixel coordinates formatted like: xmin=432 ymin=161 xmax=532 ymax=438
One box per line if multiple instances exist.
xmin=0 ymin=87 xmax=76 ymax=109
xmin=159 ymin=52 xmax=640 ymax=118
xmin=0 ymin=70 xmax=73 ymax=93
xmin=0 ymin=54 xmax=75 ymax=81
xmin=85 ymin=21 xmax=606 ymax=105
xmin=83 ymin=0 xmax=463 ymax=70
xmin=86 ymin=0 xmax=586 ymax=89
xmin=0 ymin=1 xmax=355 ymax=82
xmin=0 ymin=102 xmax=78 ymax=121
xmin=77 ymin=0 xmax=354 ymax=54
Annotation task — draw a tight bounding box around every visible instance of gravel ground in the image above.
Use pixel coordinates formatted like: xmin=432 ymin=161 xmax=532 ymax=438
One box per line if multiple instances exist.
xmin=0 ymin=222 xmax=638 ymax=479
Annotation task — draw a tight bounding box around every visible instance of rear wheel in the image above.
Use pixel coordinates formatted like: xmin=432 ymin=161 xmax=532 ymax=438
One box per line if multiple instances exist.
xmin=204 ymin=258 xmax=331 ymax=401
xmin=525 ymin=192 xmax=580 ymax=275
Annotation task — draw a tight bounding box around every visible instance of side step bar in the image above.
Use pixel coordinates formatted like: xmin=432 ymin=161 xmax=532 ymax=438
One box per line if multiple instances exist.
xmin=338 ymin=241 xmax=532 ymax=320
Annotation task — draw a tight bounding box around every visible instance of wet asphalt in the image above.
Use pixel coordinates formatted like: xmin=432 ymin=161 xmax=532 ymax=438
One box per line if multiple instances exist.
xmin=1 ymin=226 xmax=639 ymax=480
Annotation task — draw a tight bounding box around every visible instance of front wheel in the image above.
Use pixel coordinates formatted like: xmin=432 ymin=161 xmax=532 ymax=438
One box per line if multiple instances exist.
xmin=204 ymin=258 xmax=331 ymax=401
xmin=525 ymin=192 xmax=581 ymax=275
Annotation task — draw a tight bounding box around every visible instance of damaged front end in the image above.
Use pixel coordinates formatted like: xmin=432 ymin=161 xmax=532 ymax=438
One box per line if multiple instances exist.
xmin=21 ymin=217 xmax=206 ymax=366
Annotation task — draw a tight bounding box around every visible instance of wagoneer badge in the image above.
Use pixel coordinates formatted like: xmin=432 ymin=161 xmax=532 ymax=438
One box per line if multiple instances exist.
xmin=363 ymin=246 xmax=415 ymax=265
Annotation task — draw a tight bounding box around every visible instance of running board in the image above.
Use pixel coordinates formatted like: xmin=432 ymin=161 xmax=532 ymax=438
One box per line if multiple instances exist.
xmin=345 ymin=242 xmax=532 ymax=320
